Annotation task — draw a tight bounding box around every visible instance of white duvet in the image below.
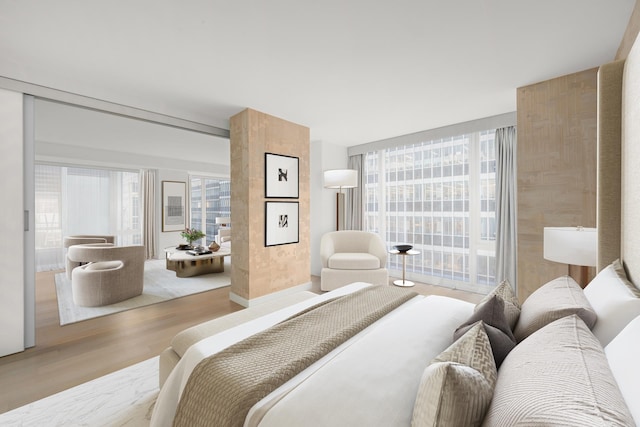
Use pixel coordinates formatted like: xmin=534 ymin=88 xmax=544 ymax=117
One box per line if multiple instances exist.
xmin=151 ymin=283 xmax=474 ymax=427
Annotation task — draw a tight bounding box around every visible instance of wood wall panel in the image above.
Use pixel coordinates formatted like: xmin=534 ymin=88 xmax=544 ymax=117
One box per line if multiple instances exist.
xmin=229 ymin=109 xmax=310 ymax=301
xmin=616 ymin=0 xmax=640 ymax=60
xmin=516 ymin=69 xmax=598 ymax=301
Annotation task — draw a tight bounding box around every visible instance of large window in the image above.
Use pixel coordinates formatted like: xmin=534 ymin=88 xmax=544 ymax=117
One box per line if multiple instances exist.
xmin=363 ymin=130 xmax=496 ymax=293
xmin=34 ymin=164 xmax=141 ymax=271
xmin=190 ymin=176 xmax=230 ymax=244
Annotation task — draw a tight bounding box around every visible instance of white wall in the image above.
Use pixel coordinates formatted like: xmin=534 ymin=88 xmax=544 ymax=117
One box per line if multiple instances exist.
xmin=309 ymin=140 xmax=349 ymax=276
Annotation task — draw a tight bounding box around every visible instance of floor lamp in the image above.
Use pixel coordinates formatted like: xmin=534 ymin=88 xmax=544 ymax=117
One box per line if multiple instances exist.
xmin=323 ymin=169 xmax=358 ymax=231
xmin=543 ymin=226 xmax=597 ymax=288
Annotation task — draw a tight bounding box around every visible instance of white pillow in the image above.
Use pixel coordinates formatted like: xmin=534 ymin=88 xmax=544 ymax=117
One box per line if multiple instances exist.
xmin=584 ymin=259 xmax=640 ymax=346
xmin=605 ymin=314 xmax=640 ymax=425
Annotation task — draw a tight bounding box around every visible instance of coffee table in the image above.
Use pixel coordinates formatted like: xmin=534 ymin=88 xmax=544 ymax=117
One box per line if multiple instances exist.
xmin=164 ymin=247 xmax=231 ymax=278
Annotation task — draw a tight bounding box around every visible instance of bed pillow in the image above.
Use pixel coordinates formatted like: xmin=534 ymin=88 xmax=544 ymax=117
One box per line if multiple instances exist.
xmin=513 ymin=275 xmax=597 ymax=342
xmin=584 ymin=259 xmax=640 ymax=346
xmin=605 ymin=314 xmax=640 ymax=425
xmin=412 ymin=322 xmax=496 ymax=427
xmin=453 ymin=295 xmax=516 ymax=367
xmin=483 ymin=315 xmax=634 ymax=426
xmin=475 ymin=280 xmax=520 ymax=330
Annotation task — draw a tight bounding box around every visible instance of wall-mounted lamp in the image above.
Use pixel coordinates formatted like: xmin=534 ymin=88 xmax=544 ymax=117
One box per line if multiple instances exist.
xmin=543 ymin=226 xmax=597 ymax=288
xmin=323 ymin=169 xmax=358 ymax=231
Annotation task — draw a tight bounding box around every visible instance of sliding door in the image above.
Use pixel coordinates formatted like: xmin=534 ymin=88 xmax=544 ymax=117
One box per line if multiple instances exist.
xmin=0 ymin=88 xmax=25 ymax=356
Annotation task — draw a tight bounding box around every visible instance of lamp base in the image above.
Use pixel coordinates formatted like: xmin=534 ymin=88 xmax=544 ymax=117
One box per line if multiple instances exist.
xmin=336 ymin=192 xmax=345 ymax=231
xmin=568 ymin=264 xmax=590 ymax=288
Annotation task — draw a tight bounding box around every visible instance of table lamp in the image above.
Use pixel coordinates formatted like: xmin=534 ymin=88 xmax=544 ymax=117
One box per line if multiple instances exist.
xmin=543 ymin=226 xmax=597 ymax=288
xmin=324 ymin=169 xmax=357 ymax=231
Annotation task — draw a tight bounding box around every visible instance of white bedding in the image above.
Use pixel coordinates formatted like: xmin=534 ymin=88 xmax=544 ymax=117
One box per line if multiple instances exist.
xmin=151 ymin=283 xmax=474 ymax=426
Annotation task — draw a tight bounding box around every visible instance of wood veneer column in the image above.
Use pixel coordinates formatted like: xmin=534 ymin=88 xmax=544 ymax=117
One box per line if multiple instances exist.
xmin=516 ymin=69 xmax=598 ymax=302
xmin=229 ymin=109 xmax=310 ymax=303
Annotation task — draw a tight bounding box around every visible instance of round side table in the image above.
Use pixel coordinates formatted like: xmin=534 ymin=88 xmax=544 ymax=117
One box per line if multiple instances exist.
xmin=389 ymin=249 xmax=420 ymax=287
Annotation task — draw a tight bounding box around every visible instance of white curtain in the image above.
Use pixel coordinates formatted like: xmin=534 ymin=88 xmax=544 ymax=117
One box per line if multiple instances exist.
xmin=34 ymin=164 xmax=65 ymax=271
xmin=34 ymin=164 xmax=142 ymax=271
xmin=141 ymin=169 xmax=157 ymax=259
xmin=345 ymin=154 xmax=364 ymax=230
xmin=495 ymin=126 xmax=518 ymax=291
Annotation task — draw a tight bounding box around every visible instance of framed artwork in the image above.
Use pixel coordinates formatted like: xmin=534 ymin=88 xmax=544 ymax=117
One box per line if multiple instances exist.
xmin=162 ymin=181 xmax=186 ymax=232
xmin=265 ymin=201 xmax=299 ymax=246
xmin=265 ymin=152 xmax=299 ymax=198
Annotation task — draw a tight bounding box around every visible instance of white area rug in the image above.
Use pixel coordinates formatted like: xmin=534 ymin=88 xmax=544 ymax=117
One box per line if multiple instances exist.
xmin=55 ymin=258 xmax=231 ymax=325
xmin=0 ymin=357 xmax=158 ymax=427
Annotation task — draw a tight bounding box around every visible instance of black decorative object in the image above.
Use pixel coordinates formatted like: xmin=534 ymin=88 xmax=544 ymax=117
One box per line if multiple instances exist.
xmin=394 ymin=244 xmax=413 ymax=253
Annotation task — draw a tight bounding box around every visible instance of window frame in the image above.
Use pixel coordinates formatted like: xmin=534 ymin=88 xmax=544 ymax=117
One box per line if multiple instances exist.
xmin=363 ymin=130 xmax=496 ymax=294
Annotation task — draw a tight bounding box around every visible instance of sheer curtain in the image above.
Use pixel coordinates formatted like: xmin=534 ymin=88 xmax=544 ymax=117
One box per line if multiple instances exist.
xmin=34 ymin=164 xmax=142 ymax=271
xmin=345 ymin=154 xmax=364 ymax=230
xmin=34 ymin=164 xmax=65 ymax=271
xmin=494 ymin=126 xmax=517 ymax=291
xmin=141 ymin=169 xmax=157 ymax=259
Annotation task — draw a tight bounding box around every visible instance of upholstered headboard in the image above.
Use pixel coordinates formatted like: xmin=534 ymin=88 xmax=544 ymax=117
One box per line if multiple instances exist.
xmin=598 ymin=33 xmax=640 ymax=284
xmin=621 ymin=34 xmax=640 ymax=284
xmin=597 ymin=60 xmax=623 ymax=271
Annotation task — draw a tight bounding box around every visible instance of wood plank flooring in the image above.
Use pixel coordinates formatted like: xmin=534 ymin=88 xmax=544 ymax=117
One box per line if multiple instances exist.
xmin=0 ymin=270 xmax=483 ymax=414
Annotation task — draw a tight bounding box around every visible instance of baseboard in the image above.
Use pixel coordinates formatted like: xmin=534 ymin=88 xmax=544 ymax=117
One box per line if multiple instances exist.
xmin=229 ymin=281 xmax=313 ymax=308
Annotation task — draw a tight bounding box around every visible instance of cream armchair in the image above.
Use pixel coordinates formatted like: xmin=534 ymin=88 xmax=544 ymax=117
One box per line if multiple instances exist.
xmin=216 ymin=228 xmax=231 ymax=248
xmin=63 ymin=235 xmax=115 ymax=279
xmin=320 ymin=231 xmax=389 ymax=291
xmin=67 ymin=244 xmax=145 ymax=307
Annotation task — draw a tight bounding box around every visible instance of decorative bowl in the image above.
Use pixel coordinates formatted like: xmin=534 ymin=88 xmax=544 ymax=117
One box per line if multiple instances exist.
xmin=176 ymin=244 xmax=192 ymax=250
xmin=394 ymin=244 xmax=413 ymax=252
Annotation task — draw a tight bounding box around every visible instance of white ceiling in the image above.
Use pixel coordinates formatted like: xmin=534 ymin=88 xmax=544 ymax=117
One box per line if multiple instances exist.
xmin=0 ymin=1 xmax=635 ymax=147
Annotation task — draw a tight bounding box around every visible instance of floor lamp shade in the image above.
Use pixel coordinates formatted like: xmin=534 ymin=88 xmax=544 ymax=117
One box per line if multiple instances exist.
xmin=324 ymin=169 xmax=358 ymax=230
xmin=215 ymin=217 xmax=230 ymax=226
xmin=543 ymin=226 xmax=597 ymax=287
xmin=323 ymin=169 xmax=358 ymax=189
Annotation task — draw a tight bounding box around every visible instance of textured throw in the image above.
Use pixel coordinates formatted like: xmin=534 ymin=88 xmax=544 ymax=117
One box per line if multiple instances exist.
xmin=172 ymin=285 xmax=417 ymax=427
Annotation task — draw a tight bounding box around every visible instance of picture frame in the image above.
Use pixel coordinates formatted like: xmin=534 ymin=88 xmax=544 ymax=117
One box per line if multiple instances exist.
xmin=265 ymin=152 xmax=299 ymax=198
xmin=265 ymin=201 xmax=299 ymax=246
xmin=162 ymin=181 xmax=186 ymax=232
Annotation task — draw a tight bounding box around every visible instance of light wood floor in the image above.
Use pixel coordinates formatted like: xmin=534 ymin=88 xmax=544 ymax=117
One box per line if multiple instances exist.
xmin=0 ymin=270 xmax=483 ymax=414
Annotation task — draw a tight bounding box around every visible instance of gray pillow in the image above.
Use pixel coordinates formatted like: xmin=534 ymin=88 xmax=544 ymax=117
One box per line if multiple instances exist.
xmin=454 ymin=295 xmax=516 ymax=367
xmin=514 ymin=276 xmax=597 ymax=342
xmin=476 ymin=280 xmax=521 ymax=330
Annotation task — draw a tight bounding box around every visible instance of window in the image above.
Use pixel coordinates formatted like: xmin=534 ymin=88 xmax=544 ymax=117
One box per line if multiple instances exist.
xmin=34 ymin=164 xmax=141 ymax=271
xmin=363 ymin=130 xmax=496 ymax=293
xmin=189 ymin=176 xmax=230 ymax=244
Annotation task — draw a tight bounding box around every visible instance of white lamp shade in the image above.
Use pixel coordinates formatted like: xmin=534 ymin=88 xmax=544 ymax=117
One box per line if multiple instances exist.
xmin=543 ymin=227 xmax=597 ymax=267
xmin=215 ymin=217 xmax=230 ymax=225
xmin=323 ymin=169 xmax=358 ymax=189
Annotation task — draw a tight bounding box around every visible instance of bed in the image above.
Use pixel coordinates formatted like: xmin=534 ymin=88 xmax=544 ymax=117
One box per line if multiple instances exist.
xmin=151 ymin=33 xmax=640 ymax=427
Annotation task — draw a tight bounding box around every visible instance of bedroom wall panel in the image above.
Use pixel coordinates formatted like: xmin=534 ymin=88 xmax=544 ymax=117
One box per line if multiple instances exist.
xmin=616 ymin=0 xmax=640 ymax=61
xmin=229 ymin=108 xmax=311 ymax=303
xmin=597 ymin=60 xmax=624 ymax=271
xmin=516 ymin=68 xmax=598 ymax=302
xmin=622 ymin=33 xmax=640 ymax=284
